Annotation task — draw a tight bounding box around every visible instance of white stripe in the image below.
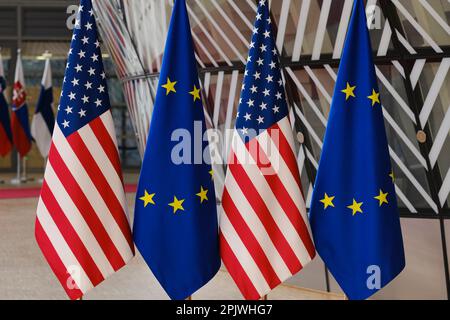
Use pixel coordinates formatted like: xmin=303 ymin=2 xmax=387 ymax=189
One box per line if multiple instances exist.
xmin=375 ymin=66 xmax=416 ymax=124
xmin=211 ymin=0 xmax=249 ymax=47
xmin=213 ymin=71 xmax=224 ymax=128
xmin=332 ymin=0 xmax=354 ymax=59
xmin=276 ymin=0 xmax=291 ymax=53
xmin=232 ymin=136 xmax=312 ymax=266
xmin=420 ymin=58 xmax=450 ymax=128
xmin=391 ymin=0 xmax=443 ymax=53
xmin=227 ymin=0 xmax=253 ymax=30
xmin=285 ymin=67 xmax=328 ymax=126
xmin=53 ymin=126 xmax=133 ymax=263
xmin=396 ymin=31 xmax=417 ymax=54
xmin=304 ymin=66 xmax=332 ymax=104
xmin=394 ymin=183 xmax=417 ymax=213
xmin=43 ymin=162 xmax=115 ymax=277
xmin=194 ymin=0 xmax=246 ymax=64
xmin=439 ymin=167 xmax=450 ymax=207
xmin=410 ymin=59 xmax=426 ymax=89
xmin=258 ymin=128 xmax=312 ymax=239
xmin=31 ymin=113 xmax=52 ymax=158
xmin=37 ymin=202 xmax=93 ymax=294
xmin=312 ymin=0 xmax=332 ymax=60
xmin=389 ymin=146 xmax=438 ymax=213
xmin=78 ymin=121 xmax=128 ymax=215
xmin=99 ymin=111 xmax=119 ymax=149
xmin=418 ymin=0 xmax=450 ymax=35
xmin=377 ymin=21 xmax=392 ymax=56
xmin=192 ymin=32 xmax=219 ymax=67
xmin=186 ymin=5 xmax=232 ymax=66
xmin=225 ymin=171 xmax=292 ymax=280
xmin=324 ymin=64 xmax=337 ymax=81
xmin=220 ymin=213 xmax=270 ymax=296
xmin=292 ymin=0 xmax=311 ymax=61
xmin=392 ymin=60 xmax=406 ymax=78
xmin=429 ymin=105 xmax=450 ymax=168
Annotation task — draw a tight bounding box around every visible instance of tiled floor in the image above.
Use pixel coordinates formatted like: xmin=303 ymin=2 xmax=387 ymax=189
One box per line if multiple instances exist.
xmin=0 ymin=187 xmax=342 ymax=300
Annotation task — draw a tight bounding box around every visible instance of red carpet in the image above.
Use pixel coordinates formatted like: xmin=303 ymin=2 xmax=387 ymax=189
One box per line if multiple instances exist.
xmin=0 ymin=184 xmax=137 ymax=199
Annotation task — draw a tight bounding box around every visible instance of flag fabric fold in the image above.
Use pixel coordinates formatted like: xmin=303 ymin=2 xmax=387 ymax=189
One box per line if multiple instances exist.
xmin=219 ymin=0 xmax=315 ymax=300
xmin=309 ymin=0 xmax=405 ymax=300
xmin=0 ymin=52 xmax=12 ymax=157
xmin=133 ymin=0 xmax=220 ymax=300
xmin=31 ymin=56 xmax=55 ymax=158
xmin=35 ymin=0 xmax=134 ymax=300
xmin=11 ymin=50 xmax=32 ymax=158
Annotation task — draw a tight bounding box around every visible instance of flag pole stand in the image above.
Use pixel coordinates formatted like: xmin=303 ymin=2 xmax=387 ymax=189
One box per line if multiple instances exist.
xmin=20 ymin=156 xmax=28 ymax=183
xmin=10 ymin=153 xmax=22 ymax=185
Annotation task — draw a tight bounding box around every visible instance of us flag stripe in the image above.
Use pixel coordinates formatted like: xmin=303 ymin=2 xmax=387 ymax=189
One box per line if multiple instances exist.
xmin=224 ymin=171 xmax=292 ymax=279
xmin=35 ymin=0 xmax=134 ymax=299
xmin=35 ymin=220 xmax=84 ymax=300
xmin=222 ymin=188 xmax=283 ymax=288
xmin=220 ymin=1 xmax=315 ymax=299
xmin=48 ymin=140 xmax=126 ymax=269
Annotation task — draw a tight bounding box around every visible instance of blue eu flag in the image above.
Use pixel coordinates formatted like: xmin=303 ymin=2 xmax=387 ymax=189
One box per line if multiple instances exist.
xmin=133 ymin=0 xmax=220 ymax=300
xmin=309 ymin=0 xmax=405 ymax=300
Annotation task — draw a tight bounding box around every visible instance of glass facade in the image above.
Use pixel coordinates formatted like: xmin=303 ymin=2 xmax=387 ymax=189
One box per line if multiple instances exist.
xmin=0 ymin=0 xmax=449 ymax=299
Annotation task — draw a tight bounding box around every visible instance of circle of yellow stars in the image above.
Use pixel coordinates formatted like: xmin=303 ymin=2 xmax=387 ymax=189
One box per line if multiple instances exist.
xmin=319 ymin=172 xmax=394 ymax=216
xmin=142 ymin=77 xmax=212 ymax=214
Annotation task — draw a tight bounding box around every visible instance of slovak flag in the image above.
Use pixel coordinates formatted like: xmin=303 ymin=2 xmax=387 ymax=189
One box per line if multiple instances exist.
xmin=0 ymin=51 xmax=12 ymax=157
xmin=31 ymin=56 xmax=55 ymax=158
xmin=11 ymin=49 xmax=32 ymax=158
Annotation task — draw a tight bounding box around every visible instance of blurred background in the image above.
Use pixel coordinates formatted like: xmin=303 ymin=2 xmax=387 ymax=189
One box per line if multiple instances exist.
xmin=0 ymin=0 xmax=449 ymax=300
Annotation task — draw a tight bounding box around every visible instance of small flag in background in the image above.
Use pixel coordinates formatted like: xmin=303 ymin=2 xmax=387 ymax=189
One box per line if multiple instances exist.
xmin=133 ymin=0 xmax=220 ymax=300
xmin=309 ymin=0 xmax=405 ymax=300
xmin=219 ymin=0 xmax=315 ymax=300
xmin=35 ymin=0 xmax=134 ymax=300
xmin=0 ymin=51 xmax=12 ymax=157
xmin=11 ymin=49 xmax=32 ymax=158
xmin=31 ymin=54 xmax=55 ymax=158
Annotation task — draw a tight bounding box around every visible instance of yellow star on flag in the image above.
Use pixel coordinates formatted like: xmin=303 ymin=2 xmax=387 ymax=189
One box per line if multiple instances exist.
xmin=189 ymin=85 xmax=201 ymax=101
xmin=347 ymin=199 xmax=363 ymax=216
xmin=368 ymin=89 xmax=380 ymax=106
xmin=209 ymin=169 xmax=214 ymax=179
xmin=374 ymin=189 xmax=389 ymax=206
xmin=162 ymin=77 xmax=177 ymax=95
xmin=341 ymin=82 xmax=356 ymax=100
xmin=389 ymin=170 xmax=395 ymax=182
xmin=169 ymin=196 xmax=185 ymax=214
xmin=196 ymin=186 xmax=208 ymax=203
xmin=320 ymin=193 xmax=335 ymax=210
xmin=139 ymin=190 xmax=155 ymax=207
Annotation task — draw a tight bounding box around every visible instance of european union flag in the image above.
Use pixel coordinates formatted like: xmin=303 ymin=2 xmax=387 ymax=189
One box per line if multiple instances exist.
xmin=309 ymin=0 xmax=405 ymax=300
xmin=133 ymin=0 xmax=220 ymax=300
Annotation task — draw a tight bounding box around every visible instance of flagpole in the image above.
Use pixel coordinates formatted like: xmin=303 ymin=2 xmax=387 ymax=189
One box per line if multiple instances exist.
xmin=11 ymin=153 xmax=21 ymax=185
xmin=21 ymin=156 xmax=27 ymax=182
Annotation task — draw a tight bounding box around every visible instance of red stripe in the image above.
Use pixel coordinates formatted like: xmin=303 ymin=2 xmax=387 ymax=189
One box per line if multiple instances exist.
xmin=68 ymin=132 xmax=134 ymax=252
xmin=0 ymin=125 xmax=12 ymax=156
xmin=89 ymin=116 xmax=123 ymax=182
xmin=10 ymin=112 xmax=31 ymax=157
xmin=247 ymin=140 xmax=316 ymax=259
xmin=219 ymin=232 xmax=260 ymax=300
xmin=222 ymin=188 xmax=281 ymax=288
xmin=49 ymin=144 xmax=126 ymax=270
xmin=228 ymin=152 xmax=302 ymax=274
xmin=35 ymin=219 xmax=84 ymax=300
xmin=268 ymin=124 xmax=303 ymax=193
xmin=40 ymin=181 xmax=105 ymax=286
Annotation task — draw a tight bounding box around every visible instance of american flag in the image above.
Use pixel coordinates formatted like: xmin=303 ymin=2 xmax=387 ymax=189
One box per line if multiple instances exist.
xmin=219 ymin=0 xmax=316 ymax=300
xmin=35 ymin=0 xmax=134 ymax=300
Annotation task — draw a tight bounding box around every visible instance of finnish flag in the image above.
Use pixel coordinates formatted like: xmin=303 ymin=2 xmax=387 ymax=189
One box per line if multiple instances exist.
xmin=31 ymin=56 xmax=55 ymax=158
